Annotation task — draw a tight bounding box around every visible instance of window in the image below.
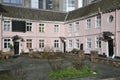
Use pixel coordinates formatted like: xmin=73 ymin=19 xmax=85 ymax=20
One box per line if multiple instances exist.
xmin=3 ymin=0 xmax=10 ymax=3
xmin=3 ymin=0 xmax=23 ymax=4
xmin=39 ymin=24 xmax=45 ymax=32
xmin=26 ymin=39 xmax=32 ymax=49
xmin=31 ymin=0 xmax=39 ymax=8
xmin=95 ymin=37 xmax=101 ymax=48
xmin=86 ymin=19 xmax=91 ymax=29
xmin=69 ymin=40 xmax=72 ymax=48
xmin=86 ymin=38 xmax=91 ymax=48
xmin=39 ymin=40 xmax=44 ymax=48
xmin=4 ymin=20 xmax=11 ymax=31
xmin=75 ymin=22 xmax=79 ymax=32
xmin=54 ymin=40 xmax=59 ymax=48
xmin=108 ymin=15 xmax=114 ymax=23
xmin=68 ymin=0 xmax=75 ymax=7
xmin=26 ymin=22 xmax=32 ymax=32
xmin=12 ymin=20 xmax=26 ymax=32
xmin=75 ymin=39 xmax=79 ymax=48
xmin=96 ymin=15 xmax=101 ymax=28
xmin=3 ymin=38 xmax=11 ymax=48
xmin=54 ymin=25 xmax=59 ymax=33
xmin=68 ymin=24 xmax=72 ymax=33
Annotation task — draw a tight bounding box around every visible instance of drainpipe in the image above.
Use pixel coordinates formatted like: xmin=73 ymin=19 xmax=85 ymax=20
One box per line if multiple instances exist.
xmin=0 ymin=15 xmax=3 ymax=51
xmin=113 ymin=9 xmax=117 ymax=58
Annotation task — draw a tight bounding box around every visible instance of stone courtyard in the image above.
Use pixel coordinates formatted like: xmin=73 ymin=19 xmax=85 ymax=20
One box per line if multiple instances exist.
xmin=0 ymin=54 xmax=120 ymax=80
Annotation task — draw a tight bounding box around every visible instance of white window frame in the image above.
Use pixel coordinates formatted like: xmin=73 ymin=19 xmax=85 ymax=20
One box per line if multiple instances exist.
xmin=39 ymin=23 xmax=45 ymax=32
xmin=95 ymin=36 xmax=101 ymax=48
xmin=95 ymin=15 xmax=101 ymax=28
xmin=54 ymin=24 xmax=59 ymax=33
xmin=3 ymin=38 xmax=11 ymax=49
xmin=75 ymin=39 xmax=79 ymax=48
xmin=54 ymin=40 xmax=59 ymax=48
xmin=26 ymin=39 xmax=32 ymax=49
xmin=26 ymin=22 xmax=32 ymax=32
xmin=3 ymin=20 xmax=11 ymax=31
xmin=86 ymin=38 xmax=92 ymax=49
xmin=86 ymin=19 xmax=91 ymax=29
xmin=68 ymin=40 xmax=72 ymax=48
xmin=39 ymin=40 xmax=44 ymax=48
xmin=68 ymin=24 xmax=72 ymax=33
xmin=75 ymin=22 xmax=79 ymax=33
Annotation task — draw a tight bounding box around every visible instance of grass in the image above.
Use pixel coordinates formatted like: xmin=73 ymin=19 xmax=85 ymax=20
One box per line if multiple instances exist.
xmin=49 ymin=66 xmax=95 ymax=79
xmin=0 ymin=71 xmax=16 ymax=80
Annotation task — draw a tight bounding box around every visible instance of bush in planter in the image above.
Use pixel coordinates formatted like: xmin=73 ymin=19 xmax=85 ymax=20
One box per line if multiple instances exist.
xmin=71 ymin=48 xmax=79 ymax=54
xmin=9 ymin=44 xmax=14 ymax=56
xmin=71 ymin=57 xmax=85 ymax=70
xmin=1 ymin=52 xmax=10 ymax=60
xmin=90 ymin=51 xmax=99 ymax=63
xmin=9 ymin=44 xmax=14 ymax=51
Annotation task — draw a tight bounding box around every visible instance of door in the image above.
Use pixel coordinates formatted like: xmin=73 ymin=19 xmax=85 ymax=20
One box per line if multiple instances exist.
xmin=14 ymin=42 xmax=19 ymax=55
xmin=108 ymin=39 xmax=114 ymax=57
xmin=63 ymin=42 xmax=66 ymax=53
xmin=80 ymin=44 xmax=83 ymax=50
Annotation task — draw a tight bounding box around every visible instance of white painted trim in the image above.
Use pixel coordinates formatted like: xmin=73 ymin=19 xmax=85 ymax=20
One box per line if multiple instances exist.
xmin=106 ymin=41 xmax=109 ymax=57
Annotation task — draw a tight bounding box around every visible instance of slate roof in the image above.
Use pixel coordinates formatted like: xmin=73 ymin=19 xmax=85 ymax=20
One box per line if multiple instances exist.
xmin=0 ymin=4 xmax=66 ymax=21
xmin=66 ymin=0 xmax=120 ymax=21
xmin=0 ymin=0 xmax=120 ymax=22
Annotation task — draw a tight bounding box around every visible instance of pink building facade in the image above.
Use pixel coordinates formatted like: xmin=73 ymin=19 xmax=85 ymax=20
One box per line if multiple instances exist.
xmin=0 ymin=0 xmax=120 ymax=58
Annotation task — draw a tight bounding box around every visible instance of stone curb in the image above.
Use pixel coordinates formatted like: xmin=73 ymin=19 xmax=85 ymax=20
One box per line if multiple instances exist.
xmin=101 ymin=77 xmax=120 ymax=80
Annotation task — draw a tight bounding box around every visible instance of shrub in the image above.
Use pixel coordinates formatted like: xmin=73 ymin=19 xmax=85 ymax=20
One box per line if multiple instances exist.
xmin=48 ymin=58 xmax=63 ymax=72
xmin=71 ymin=48 xmax=79 ymax=54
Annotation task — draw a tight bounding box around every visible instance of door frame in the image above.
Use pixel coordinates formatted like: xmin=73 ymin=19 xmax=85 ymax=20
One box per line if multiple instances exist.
xmin=13 ymin=41 xmax=20 ymax=55
xmin=106 ymin=39 xmax=115 ymax=58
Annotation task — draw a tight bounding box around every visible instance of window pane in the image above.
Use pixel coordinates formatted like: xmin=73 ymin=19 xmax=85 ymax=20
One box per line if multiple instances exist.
xmin=54 ymin=40 xmax=59 ymax=48
xmin=26 ymin=22 xmax=32 ymax=32
xmin=39 ymin=24 xmax=44 ymax=32
xmin=3 ymin=0 xmax=10 ymax=3
xmin=3 ymin=39 xmax=10 ymax=48
xmin=26 ymin=39 xmax=32 ymax=48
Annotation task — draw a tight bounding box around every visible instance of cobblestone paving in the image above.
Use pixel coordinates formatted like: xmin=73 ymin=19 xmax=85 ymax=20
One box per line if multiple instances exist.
xmin=0 ymin=55 xmax=120 ymax=80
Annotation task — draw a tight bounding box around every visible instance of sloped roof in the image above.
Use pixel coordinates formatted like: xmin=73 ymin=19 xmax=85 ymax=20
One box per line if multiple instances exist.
xmin=0 ymin=0 xmax=120 ymax=22
xmin=66 ymin=0 xmax=120 ymax=21
xmin=0 ymin=4 xmax=66 ymax=21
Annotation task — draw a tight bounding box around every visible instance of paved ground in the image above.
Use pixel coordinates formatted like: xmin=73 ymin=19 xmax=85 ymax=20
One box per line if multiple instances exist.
xmin=0 ymin=55 xmax=120 ymax=80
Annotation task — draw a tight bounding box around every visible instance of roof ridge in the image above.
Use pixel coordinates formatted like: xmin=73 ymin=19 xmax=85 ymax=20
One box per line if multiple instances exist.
xmin=1 ymin=4 xmax=66 ymax=14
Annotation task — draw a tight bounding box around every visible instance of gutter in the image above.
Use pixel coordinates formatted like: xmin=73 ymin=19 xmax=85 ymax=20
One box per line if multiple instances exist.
xmin=0 ymin=14 xmax=3 ymax=51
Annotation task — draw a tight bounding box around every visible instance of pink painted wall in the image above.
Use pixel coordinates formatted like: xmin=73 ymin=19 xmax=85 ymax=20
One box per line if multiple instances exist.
xmin=1 ymin=19 xmax=65 ymax=52
xmin=1 ymin=9 xmax=120 ymax=57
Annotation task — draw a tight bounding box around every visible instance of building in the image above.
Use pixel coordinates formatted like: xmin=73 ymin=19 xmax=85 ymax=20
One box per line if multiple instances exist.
xmin=0 ymin=0 xmax=31 ymax=8
xmin=31 ymin=0 xmax=53 ymax=10
xmin=0 ymin=0 xmax=120 ymax=58
xmin=83 ymin=0 xmax=101 ymax=6
xmin=59 ymin=0 xmax=80 ymax=12
xmin=0 ymin=0 xmax=81 ymax=12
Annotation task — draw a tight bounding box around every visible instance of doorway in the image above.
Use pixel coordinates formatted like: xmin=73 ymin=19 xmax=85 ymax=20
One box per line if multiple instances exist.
xmin=63 ymin=42 xmax=66 ymax=53
xmin=14 ymin=42 xmax=19 ymax=55
xmin=108 ymin=39 xmax=114 ymax=57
